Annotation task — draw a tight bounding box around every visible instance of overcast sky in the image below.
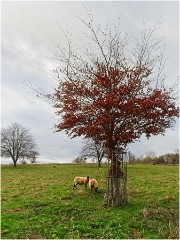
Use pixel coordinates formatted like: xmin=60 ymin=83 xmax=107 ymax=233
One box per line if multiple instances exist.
xmin=1 ymin=1 xmax=179 ymax=164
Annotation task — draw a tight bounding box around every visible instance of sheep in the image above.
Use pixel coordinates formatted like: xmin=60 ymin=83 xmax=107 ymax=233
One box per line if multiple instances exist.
xmin=89 ymin=179 xmax=98 ymax=191
xmin=73 ymin=176 xmax=90 ymax=189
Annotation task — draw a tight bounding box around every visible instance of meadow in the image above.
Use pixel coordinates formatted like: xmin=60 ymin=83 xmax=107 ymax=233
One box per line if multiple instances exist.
xmin=1 ymin=163 xmax=179 ymax=239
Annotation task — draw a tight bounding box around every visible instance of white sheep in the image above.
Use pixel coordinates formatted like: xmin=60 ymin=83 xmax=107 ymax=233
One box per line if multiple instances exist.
xmin=73 ymin=176 xmax=90 ymax=189
xmin=89 ymin=179 xmax=98 ymax=191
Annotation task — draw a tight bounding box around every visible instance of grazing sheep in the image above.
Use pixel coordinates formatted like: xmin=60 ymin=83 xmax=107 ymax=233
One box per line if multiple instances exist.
xmin=89 ymin=179 xmax=98 ymax=191
xmin=73 ymin=176 xmax=90 ymax=189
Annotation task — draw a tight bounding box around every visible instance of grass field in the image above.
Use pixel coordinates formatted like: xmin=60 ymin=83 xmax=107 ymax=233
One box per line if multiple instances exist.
xmin=1 ymin=163 xmax=179 ymax=239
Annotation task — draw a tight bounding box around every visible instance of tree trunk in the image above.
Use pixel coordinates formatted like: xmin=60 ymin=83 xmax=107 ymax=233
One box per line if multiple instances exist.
xmin=12 ymin=158 xmax=17 ymax=167
xmin=105 ymin=146 xmax=127 ymax=206
xmin=98 ymin=159 xmax=101 ymax=169
xmin=110 ymin=154 xmax=121 ymax=206
xmin=111 ymin=176 xmax=121 ymax=205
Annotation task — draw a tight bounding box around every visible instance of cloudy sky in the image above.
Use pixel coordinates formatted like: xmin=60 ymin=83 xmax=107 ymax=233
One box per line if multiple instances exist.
xmin=1 ymin=1 xmax=179 ymax=164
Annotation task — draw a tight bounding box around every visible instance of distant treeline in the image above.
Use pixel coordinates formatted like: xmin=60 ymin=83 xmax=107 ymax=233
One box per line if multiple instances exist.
xmin=129 ymin=151 xmax=179 ymax=165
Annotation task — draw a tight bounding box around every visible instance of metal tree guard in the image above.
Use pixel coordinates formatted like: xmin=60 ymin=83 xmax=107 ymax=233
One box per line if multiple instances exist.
xmin=104 ymin=149 xmax=128 ymax=206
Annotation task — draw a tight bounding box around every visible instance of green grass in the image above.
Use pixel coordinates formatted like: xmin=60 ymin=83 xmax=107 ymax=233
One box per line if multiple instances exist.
xmin=1 ymin=163 xmax=179 ymax=239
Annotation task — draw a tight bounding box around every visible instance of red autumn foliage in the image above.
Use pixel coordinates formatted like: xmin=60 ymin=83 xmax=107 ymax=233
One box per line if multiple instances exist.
xmin=54 ymin=63 xmax=179 ymax=161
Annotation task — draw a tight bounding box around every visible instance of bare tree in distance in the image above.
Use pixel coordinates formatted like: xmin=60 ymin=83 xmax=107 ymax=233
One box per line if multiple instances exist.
xmin=1 ymin=123 xmax=39 ymax=167
xmin=73 ymin=156 xmax=87 ymax=164
xmin=127 ymin=151 xmax=136 ymax=163
xmin=20 ymin=149 xmax=39 ymax=164
xmin=145 ymin=151 xmax=156 ymax=158
xmin=81 ymin=138 xmax=106 ymax=168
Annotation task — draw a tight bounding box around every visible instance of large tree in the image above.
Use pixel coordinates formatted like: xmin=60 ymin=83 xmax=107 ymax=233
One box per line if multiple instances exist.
xmin=52 ymin=14 xmax=179 ymax=205
xmin=1 ymin=122 xmax=39 ymax=167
